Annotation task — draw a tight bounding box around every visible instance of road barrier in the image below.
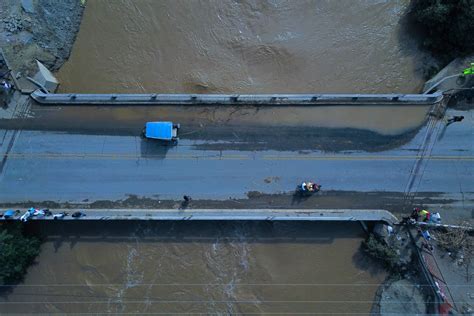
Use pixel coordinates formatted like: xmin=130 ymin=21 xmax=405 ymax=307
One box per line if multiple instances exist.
xmin=30 ymin=90 xmax=443 ymax=106
xmin=1 ymin=209 xmax=399 ymax=225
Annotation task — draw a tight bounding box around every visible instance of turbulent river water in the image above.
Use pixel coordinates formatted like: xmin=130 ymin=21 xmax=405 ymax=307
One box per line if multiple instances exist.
xmin=5 ymin=0 xmax=430 ymax=313
xmin=58 ymin=0 xmax=426 ymax=94
xmin=2 ymin=222 xmax=386 ymax=314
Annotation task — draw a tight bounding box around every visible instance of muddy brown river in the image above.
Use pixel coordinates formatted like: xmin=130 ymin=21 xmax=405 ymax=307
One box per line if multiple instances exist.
xmin=1 ymin=222 xmax=386 ymax=314
xmin=58 ymin=0 xmax=426 ymax=94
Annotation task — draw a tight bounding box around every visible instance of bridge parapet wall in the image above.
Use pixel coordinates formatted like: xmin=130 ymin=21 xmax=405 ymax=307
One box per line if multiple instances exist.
xmin=31 ymin=91 xmax=443 ymax=106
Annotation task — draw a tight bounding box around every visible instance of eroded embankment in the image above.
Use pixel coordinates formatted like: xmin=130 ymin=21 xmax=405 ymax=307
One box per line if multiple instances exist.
xmin=0 ymin=0 xmax=84 ymax=76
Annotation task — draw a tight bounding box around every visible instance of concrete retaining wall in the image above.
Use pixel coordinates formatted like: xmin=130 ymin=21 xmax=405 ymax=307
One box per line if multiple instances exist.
xmin=30 ymin=90 xmax=443 ymax=106
xmin=2 ymin=208 xmax=399 ymax=225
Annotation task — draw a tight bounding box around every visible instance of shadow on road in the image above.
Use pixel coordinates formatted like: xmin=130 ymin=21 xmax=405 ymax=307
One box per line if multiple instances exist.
xmin=139 ymin=138 xmax=172 ymax=159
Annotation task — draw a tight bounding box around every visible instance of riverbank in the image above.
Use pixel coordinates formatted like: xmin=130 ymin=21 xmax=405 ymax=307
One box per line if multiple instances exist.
xmin=372 ymin=278 xmax=427 ymax=315
xmin=0 ymin=0 xmax=84 ymax=76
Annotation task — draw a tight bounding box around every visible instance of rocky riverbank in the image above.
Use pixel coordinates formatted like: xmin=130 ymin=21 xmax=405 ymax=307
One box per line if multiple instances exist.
xmin=0 ymin=0 xmax=84 ymax=77
xmin=364 ymin=225 xmax=434 ymax=315
xmin=372 ymin=278 xmax=427 ymax=316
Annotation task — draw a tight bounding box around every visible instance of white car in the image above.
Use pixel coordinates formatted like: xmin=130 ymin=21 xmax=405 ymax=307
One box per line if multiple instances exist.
xmin=53 ymin=212 xmax=67 ymax=220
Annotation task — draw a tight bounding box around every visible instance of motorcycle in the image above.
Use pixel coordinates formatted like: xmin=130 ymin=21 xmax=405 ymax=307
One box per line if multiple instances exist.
xmin=297 ymin=181 xmax=321 ymax=196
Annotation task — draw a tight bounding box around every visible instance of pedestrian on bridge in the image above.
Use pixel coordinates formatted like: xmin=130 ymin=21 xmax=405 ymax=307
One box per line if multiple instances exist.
xmin=180 ymin=195 xmax=192 ymax=210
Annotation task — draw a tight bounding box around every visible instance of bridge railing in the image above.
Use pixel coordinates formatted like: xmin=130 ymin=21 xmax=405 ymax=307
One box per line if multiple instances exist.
xmin=30 ymin=90 xmax=443 ymax=106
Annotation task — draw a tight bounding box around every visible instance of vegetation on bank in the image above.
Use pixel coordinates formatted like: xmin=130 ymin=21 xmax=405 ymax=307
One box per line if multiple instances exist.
xmin=408 ymin=0 xmax=474 ymax=63
xmin=0 ymin=223 xmax=41 ymax=284
xmin=362 ymin=234 xmax=400 ymax=271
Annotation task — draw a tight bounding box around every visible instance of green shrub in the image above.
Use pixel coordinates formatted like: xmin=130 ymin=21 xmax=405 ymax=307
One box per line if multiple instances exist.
xmin=408 ymin=0 xmax=474 ymax=62
xmin=0 ymin=224 xmax=41 ymax=284
xmin=362 ymin=234 xmax=399 ymax=270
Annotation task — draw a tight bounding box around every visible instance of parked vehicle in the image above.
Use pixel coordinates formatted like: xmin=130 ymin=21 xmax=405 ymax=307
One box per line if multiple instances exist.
xmin=71 ymin=211 xmax=86 ymax=218
xmin=2 ymin=209 xmax=18 ymax=219
xmin=142 ymin=121 xmax=180 ymax=143
xmin=20 ymin=210 xmax=34 ymax=222
xmin=33 ymin=209 xmax=46 ymax=218
xmin=30 ymin=208 xmax=51 ymax=218
xmin=53 ymin=212 xmax=68 ymax=220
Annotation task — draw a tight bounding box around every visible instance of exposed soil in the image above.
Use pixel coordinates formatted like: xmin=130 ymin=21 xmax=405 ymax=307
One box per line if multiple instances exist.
xmin=0 ymin=0 xmax=84 ymax=76
xmin=373 ymin=278 xmax=428 ymax=316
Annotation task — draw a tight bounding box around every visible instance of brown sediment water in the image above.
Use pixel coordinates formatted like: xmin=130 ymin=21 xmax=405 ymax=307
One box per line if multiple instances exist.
xmin=1 ymin=222 xmax=386 ymax=314
xmin=31 ymin=104 xmax=429 ymax=135
xmin=57 ymin=0 xmax=426 ymax=94
xmin=51 ymin=0 xmax=431 ymax=136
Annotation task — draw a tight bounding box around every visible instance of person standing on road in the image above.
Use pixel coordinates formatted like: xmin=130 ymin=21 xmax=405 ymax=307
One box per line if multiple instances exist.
xmin=1 ymin=80 xmax=11 ymax=92
xmin=1 ymin=79 xmax=12 ymax=108
xmin=445 ymin=115 xmax=464 ymax=126
xmin=180 ymin=195 xmax=192 ymax=210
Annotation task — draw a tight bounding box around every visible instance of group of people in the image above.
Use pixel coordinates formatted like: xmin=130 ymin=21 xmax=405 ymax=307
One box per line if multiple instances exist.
xmin=410 ymin=207 xmax=441 ymax=224
xmin=301 ymin=181 xmax=321 ymax=192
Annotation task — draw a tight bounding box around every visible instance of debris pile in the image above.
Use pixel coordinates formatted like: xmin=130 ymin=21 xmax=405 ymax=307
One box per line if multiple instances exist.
xmin=433 ymin=223 xmax=474 ymax=283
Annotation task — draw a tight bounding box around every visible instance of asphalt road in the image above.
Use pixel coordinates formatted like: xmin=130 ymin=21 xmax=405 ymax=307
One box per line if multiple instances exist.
xmin=0 ymin=109 xmax=472 ymax=208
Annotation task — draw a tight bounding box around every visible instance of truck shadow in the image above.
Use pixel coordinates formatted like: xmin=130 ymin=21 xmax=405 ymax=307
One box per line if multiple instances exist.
xmin=139 ymin=138 xmax=172 ymax=160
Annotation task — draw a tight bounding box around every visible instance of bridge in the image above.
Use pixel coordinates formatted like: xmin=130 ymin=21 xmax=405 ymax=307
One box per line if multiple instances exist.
xmin=1 ymin=85 xmax=472 ymax=225
xmin=30 ymin=90 xmax=443 ymax=106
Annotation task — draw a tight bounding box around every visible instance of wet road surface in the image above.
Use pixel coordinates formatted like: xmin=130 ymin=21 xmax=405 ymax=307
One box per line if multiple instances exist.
xmin=0 ymin=110 xmax=472 ymax=206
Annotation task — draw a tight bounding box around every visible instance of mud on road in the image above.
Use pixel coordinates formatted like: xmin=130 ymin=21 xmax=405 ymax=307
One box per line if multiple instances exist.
xmin=1 ymin=99 xmax=429 ymax=152
xmin=0 ymin=190 xmax=455 ymax=216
